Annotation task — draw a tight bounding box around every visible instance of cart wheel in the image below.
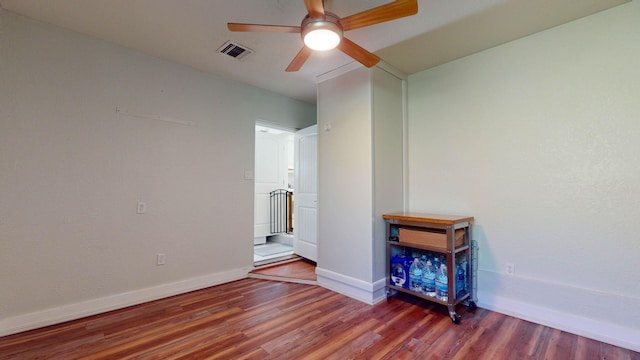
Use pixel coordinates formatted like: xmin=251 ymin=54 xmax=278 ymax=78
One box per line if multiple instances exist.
xmin=450 ymin=313 xmax=461 ymax=324
xmin=467 ymin=301 xmax=477 ymax=310
xmin=386 ymin=289 xmax=392 ymax=301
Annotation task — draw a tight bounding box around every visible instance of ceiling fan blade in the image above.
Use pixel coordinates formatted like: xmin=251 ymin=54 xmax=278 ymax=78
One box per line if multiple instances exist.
xmin=286 ymin=46 xmax=313 ymax=72
xmin=339 ymin=0 xmax=418 ymax=31
xmin=304 ymin=0 xmax=325 ymax=18
xmin=227 ymin=23 xmax=300 ymax=33
xmin=337 ymin=37 xmax=380 ymax=68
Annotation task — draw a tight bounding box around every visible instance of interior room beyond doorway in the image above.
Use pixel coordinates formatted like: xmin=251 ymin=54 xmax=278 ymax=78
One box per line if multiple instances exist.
xmin=253 ymin=123 xmax=295 ymax=265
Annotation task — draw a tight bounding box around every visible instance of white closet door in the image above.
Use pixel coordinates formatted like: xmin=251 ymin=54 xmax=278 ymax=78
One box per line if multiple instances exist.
xmin=294 ymin=125 xmax=318 ymax=262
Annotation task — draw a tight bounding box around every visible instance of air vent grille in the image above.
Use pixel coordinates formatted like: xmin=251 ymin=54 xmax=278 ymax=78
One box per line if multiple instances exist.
xmin=217 ymin=41 xmax=254 ymax=60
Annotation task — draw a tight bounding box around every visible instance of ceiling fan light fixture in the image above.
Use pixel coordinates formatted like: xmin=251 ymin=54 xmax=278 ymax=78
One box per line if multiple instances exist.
xmin=304 ymin=28 xmax=341 ymax=51
xmin=301 ymin=13 xmax=343 ymax=51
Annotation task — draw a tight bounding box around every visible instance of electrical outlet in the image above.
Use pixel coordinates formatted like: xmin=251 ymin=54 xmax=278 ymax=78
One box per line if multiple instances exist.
xmin=137 ymin=201 xmax=147 ymax=214
xmin=505 ymin=262 xmax=515 ymax=276
xmin=157 ymin=253 xmax=166 ymax=265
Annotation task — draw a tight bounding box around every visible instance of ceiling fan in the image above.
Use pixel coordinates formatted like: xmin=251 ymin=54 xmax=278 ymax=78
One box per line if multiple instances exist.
xmin=227 ymin=0 xmax=418 ymax=72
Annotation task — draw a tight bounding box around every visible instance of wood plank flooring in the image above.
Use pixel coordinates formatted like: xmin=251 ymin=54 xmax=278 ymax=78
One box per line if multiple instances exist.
xmin=1 ymin=278 xmax=638 ymax=359
xmin=250 ymin=258 xmax=317 ymax=284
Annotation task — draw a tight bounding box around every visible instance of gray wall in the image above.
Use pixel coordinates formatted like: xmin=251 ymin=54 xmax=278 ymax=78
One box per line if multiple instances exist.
xmin=317 ymin=66 xmax=404 ymax=304
xmin=0 ymin=10 xmax=315 ymax=335
xmin=407 ymin=1 xmax=640 ymax=350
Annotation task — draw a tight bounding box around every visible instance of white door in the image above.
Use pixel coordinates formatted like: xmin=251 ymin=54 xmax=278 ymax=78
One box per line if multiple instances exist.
xmin=294 ymin=125 xmax=318 ymax=262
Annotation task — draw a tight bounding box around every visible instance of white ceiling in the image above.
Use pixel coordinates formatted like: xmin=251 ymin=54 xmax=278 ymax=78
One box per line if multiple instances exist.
xmin=0 ymin=0 xmax=628 ymax=104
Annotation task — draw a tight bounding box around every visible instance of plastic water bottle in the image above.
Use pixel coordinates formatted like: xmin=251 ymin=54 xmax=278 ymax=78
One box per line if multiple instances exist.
xmin=456 ymin=262 xmax=466 ymax=297
xmin=420 ymin=260 xmax=436 ymax=297
xmin=408 ymin=258 xmax=423 ymax=293
xmin=432 ymin=255 xmax=444 ymax=274
xmin=390 ymin=254 xmax=408 ymax=288
xmin=462 ymin=257 xmax=469 ymax=294
xmin=435 ymin=264 xmax=448 ymax=301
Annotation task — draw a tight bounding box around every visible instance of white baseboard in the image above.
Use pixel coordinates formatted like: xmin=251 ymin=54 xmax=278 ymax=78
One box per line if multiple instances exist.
xmin=477 ymin=269 xmax=640 ymax=353
xmin=477 ymin=291 xmax=640 ymax=352
xmin=0 ymin=266 xmax=251 ymax=337
xmin=316 ymin=267 xmax=386 ymax=305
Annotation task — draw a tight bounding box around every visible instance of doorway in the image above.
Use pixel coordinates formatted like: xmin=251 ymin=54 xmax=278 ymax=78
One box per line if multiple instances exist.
xmin=253 ymin=122 xmax=318 ymax=266
xmin=253 ymin=123 xmax=296 ymax=265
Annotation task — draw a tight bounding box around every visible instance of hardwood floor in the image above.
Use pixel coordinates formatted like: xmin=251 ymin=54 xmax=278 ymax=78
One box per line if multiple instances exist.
xmin=1 ymin=278 xmax=638 ymax=359
xmin=250 ymin=258 xmax=317 ymax=284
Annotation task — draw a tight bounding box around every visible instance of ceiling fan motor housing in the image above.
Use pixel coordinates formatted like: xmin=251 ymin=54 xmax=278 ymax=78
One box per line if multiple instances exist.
xmin=301 ymin=12 xmax=343 ymax=51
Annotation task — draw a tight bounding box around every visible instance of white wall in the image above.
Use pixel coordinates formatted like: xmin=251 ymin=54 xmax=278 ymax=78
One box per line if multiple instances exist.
xmin=371 ymin=67 xmax=405 ymax=282
xmin=407 ymin=1 xmax=640 ymax=351
xmin=317 ymin=67 xmax=374 ymax=282
xmin=317 ymin=66 xmax=404 ymax=304
xmin=0 ymin=10 xmax=315 ymax=335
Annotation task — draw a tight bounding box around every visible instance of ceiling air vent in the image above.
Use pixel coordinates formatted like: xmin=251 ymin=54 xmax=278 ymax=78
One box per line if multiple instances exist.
xmin=217 ymin=41 xmax=254 ymax=61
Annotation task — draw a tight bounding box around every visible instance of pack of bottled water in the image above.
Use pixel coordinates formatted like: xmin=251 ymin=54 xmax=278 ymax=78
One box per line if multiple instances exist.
xmin=391 ymin=248 xmax=469 ymax=301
